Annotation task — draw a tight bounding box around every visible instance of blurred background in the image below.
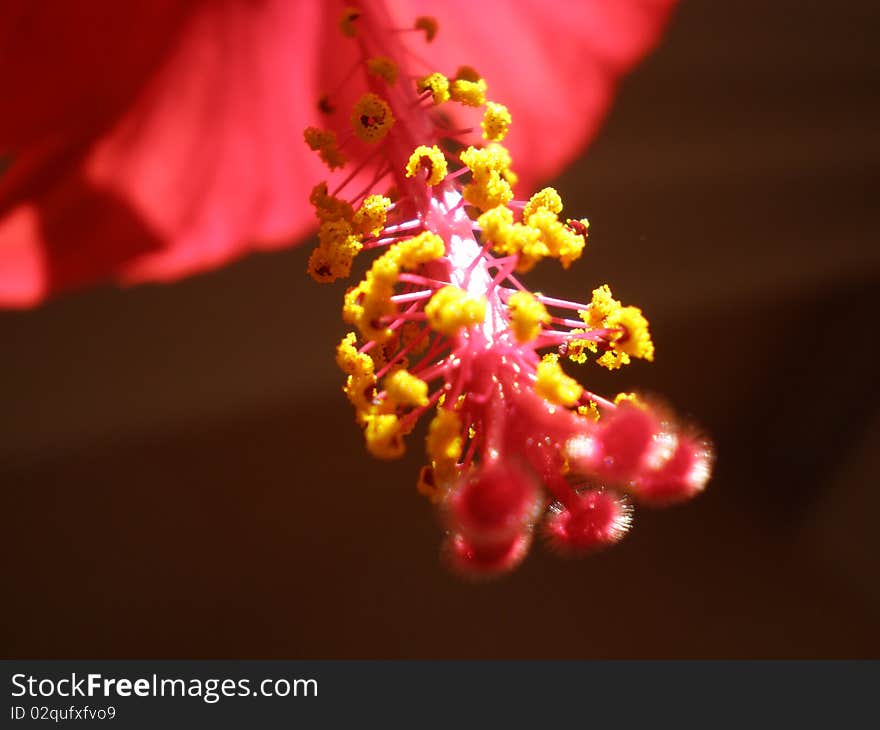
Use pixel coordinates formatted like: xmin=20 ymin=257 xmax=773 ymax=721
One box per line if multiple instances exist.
xmin=2 ymin=0 xmax=878 ymax=658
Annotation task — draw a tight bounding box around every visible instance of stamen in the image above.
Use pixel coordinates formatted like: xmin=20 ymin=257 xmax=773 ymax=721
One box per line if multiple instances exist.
xmin=305 ymin=6 xmax=711 ymax=574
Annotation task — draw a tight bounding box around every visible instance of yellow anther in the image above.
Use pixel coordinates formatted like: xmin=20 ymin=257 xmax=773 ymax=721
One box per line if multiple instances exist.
xmin=384 ymin=369 xmax=429 ymax=408
xmin=481 ymin=102 xmax=511 ymax=142
xmin=414 ymin=16 xmax=438 ymax=42
xmin=303 ymin=127 xmax=347 ymax=170
xmin=614 ymin=392 xmax=645 ymax=407
xmin=307 ymin=219 xmax=363 ymax=283
xmin=460 ymin=146 xmax=515 ymax=211
xmin=566 ymin=331 xmax=597 ymax=365
xmin=303 ymin=127 xmax=334 ymax=151
xmin=366 ymin=56 xmax=398 ymax=85
xmin=309 ymin=182 xmax=353 ymax=223
xmin=307 ymin=246 xmax=336 ymax=283
xmin=339 ymin=7 xmax=360 ymax=37
xmin=342 ymin=254 xmax=398 ymax=343
xmin=597 ymin=350 xmax=629 ymax=370
xmin=353 ymin=195 xmax=392 ymax=237
xmin=583 ymin=284 xmax=618 ymax=328
xmin=507 ymin=290 xmax=550 ymax=343
xmin=426 ymin=409 xmax=463 ymax=463
xmin=343 ymin=282 xmax=368 ymax=325
xmin=319 ymin=218 xmax=361 ymax=251
xmin=462 ymin=173 xmax=513 ymax=211
xmin=425 ymin=286 xmax=487 ymax=336
xmin=416 ymin=72 xmax=450 ymax=105
xmin=478 ymin=207 xmax=552 ymax=268
xmin=394 ymin=231 xmax=446 ymax=269
xmin=526 ymin=209 xmax=585 ymax=268
xmin=523 ymin=187 xmax=563 ymax=220
xmin=461 ymin=144 xmax=512 ymax=175
xmin=363 ymin=413 xmax=405 ymax=459
xmin=477 ymin=205 xmax=513 ymax=242
xmin=405 ymin=145 xmax=448 ymax=186
xmin=614 ymin=306 xmax=654 ymax=361
xmin=535 ymin=354 xmax=583 ymax=407
xmin=336 ymin=332 xmax=374 ymax=377
xmin=450 ymin=77 xmax=487 ymax=107
xmin=580 ymin=286 xmax=654 ymax=368
xmin=578 ymin=401 xmax=602 ymax=422
xmin=344 ymin=370 xmax=377 ymax=416
xmin=351 ymin=93 xmax=395 ymax=143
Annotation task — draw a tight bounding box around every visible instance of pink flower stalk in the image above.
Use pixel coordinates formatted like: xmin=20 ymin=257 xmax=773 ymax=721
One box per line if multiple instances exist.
xmin=311 ymin=3 xmax=713 ymax=576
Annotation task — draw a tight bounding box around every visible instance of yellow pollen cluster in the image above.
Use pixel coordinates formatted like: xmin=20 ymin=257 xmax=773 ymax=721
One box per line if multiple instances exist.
xmin=405 ymin=145 xmax=448 ymax=186
xmin=565 ymin=330 xmax=597 ymax=365
xmin=309 ymin=182 xmax=354 ymax=223
xmin=507 ymin=290 xmax=550 ymax=343
xmin=343 ymin=232 xmax=446 ymax=342
xmin=367 ymin=56 xmax=398 ymax=85
xmin=421 ymin=408 xmax=464 ymax=500
xmin=308 ymin=219 xmax=363 ymax=283
xmin=352 ymin=93 xmax=395 ymax=143
xmin=580 ymin=285 xmax=655 ymax=370
xmin=303 ymin=127 xmax=347 ymax=170
xmin=614 ymin=392 xmax=645 ymax=407
xmin=481 ymin=102 xmax=511 ymax=142
xmin=578 ymin=401 xmax=602 ymax=421
xmin=384 ymin=369 xmax=429 ymax=408
xmin=336 ymin=331 xmax=373 ymax=377
xmin=337 ymin=331 xmax=423 ymax=459
xmin=460 ymin=144 xmax=516 ymax=211
xmin=363 ymin=413 xmax=405 ymax=459
xmin=450 ymin=73 xmax=488 ymax=107
xmin=424 ymin=286 xmax=487 ymax=336
xmin=416 ymin=72 xmax=450 ymax=105
xmin=523 ymin=187 xmax=563 ymax=219
xmin=535 ymin=354 xmax=583 ymax=407
xmin=339 ymin=7 xmax=360 ymax=37
xmin=414 ymin=16 xmax=438 ymax=42
xmin=336 ymin=333 xmax=378 ymax=422
xmin=352 ymin=194 xmax=392 ymax=237
xmin=476 ymin=186 xmax=587 ymax=271
xmin=427 ymin=408 xmax=463 ymax=462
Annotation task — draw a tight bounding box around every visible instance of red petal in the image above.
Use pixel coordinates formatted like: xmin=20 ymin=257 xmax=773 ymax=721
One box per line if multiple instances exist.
xmin=0 ymin=0 xmax=330 ymax=304
xmin=0 ymin=0 xmax=676 ymax=306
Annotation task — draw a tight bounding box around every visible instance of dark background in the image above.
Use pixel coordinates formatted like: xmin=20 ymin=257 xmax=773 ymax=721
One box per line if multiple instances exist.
xmin=3 ymin=1 xmax=879 ymax=658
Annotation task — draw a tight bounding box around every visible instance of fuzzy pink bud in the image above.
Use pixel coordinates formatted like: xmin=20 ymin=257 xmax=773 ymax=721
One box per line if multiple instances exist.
xmin=446 ymin=461 xmax=541 ymax=545
xmin=544 ymin=490 xmax=632 ymax=554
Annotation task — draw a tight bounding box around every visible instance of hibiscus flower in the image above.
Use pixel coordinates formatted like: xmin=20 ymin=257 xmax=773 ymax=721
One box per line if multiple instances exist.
xmin=0 ymin=0 xmax=677 ymax=306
